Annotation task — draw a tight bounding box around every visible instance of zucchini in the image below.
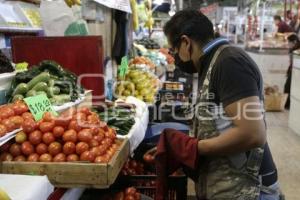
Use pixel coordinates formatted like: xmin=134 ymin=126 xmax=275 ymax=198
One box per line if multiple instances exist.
xmin=47 ymin=86 xmax=60 ymax=97
xmin=26 ymin=90 xmax=37 ymax=97
xmin=12 ymin=83 xmax=28 ymax=96
xmin=27 ymin=72 xmax=50 ymax=89
xmin=32 ymin=82 xmax=48 ymax=92
xmin=12 ymin=94 xmax=24 ymax=102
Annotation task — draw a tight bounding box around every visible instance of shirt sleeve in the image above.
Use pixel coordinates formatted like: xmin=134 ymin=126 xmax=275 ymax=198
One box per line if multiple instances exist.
xmin=212 ymin=55 xmax=261 ymax=107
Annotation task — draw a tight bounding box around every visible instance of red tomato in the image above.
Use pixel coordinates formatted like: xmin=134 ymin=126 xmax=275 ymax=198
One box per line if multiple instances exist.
xmin=80 ymin=151 xmax=95 ymax=162
xmin=54 ymin=117 xmax=71 ymax=128
xmin=102 ymin=138 xmax=113 ymax=146
xmin=90 ymin=147 xmax=101 ymax=157
xmin=53 ymin=126 xmax=64 ymax=138
xmin=125 ymin=187 xmax=136 ymax=196
xmin=90 ymin=127 xmax=100 ymax=136
xmin=78 ymin=129 xmax=93 ymax=143
xmin=101 ymin=154 xmax=110 ymax=163
xmin=39 ymin=153 xmax=52 ymax=162
xmin=0 ymin=107 xmax=15 ymax=119
xmin=63 ymin=142 xmax=76 ymax=155
xmin=42 ymin=132 xmax=55 ymax=145
xmin=87 ymin=114 xmax=100 ymax=125
xmin=76 ymin=142 xmax=89 ymax=155
xmin=0 ymin=124 xmax=7 ymax=137
xmin=2 ymin=118 xmax=16 ymax=132
xmin=27 ymin=153 xmax=39 ymax=162
xmin=12 ymin=103 xmax=28 ymax=115
xmin=74 ymin=112 xmax=87 ymax=122
xmin=28 ymin=130 xmax=42 ymax=145
xmin=42 ymin=112 xmax=54 ymax=122
xmin=36 ymin=143 xmax=48 ymax=155
xmin=0 ymin=153 xmax=13 ymax=161
xmin=78 ymin=107 xmax=91 ymax=115
xmin=106 ymin=128 xmax=117 ymax=140
xmin=9 ymin=143 xmax=21 ymax=157
xmin=89 ymin=139 xmax=99 ymax=148
xmin=67 ymin=154 xmax=79 ymax=162
xmin=93 ymin=132 xmax=104 ymax=143
xmin=39 ymin=121 xmax=55 ymax=133
xmin=62 ymin=129 xmax=77 ymax=143
xmin=97 ymin=145 xmax=107 ymax=156
xmin=68 ymin=120 xmax=82 ymax=132
xmin=13 ymin=155 xmax=26 ymax=161
xmin=48 ymin=142 xmax=62 ymax=156
xmin=22 ymin=118 xmax=37 ymax=134
xmin=9 ymin=116 xmax=24 ymax=128
xmin=21 ymin=141 xmax=34 ymax=156
xmin=15 ymin=131 xmax=27 ymax=143
xmin=22 ymin=112 xmax=34 ymax=120
xmin=53 ymin=153 xmax=66 ymax=162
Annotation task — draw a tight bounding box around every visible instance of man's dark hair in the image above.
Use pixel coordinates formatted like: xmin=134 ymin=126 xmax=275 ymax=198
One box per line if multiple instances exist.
xmin=163 ymin=9 xmax=214 ymax=48
xmin=273 ymin=15 xmax=282 ymax=21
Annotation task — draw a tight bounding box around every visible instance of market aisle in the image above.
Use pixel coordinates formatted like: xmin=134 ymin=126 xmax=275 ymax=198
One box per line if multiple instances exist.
xmin=266 ymin=111 xmax=300 ymax=200
xmin=188 ymin=111 xmax=300 ymax=200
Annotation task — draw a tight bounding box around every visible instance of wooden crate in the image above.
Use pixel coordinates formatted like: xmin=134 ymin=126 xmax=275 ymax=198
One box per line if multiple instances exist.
xmin=0 ymin=139 xmax=129 ymax=189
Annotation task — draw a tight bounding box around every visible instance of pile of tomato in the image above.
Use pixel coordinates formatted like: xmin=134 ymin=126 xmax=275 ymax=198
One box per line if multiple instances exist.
xmin=0 ymin=107 xmax=120 ymax=163
xmin=0 ymin=101 xmax=30 ymax=137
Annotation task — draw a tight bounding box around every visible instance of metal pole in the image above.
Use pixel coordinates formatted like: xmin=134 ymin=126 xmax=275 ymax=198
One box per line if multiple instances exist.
xmin=259 ymin=2 xmax=266 ymax=52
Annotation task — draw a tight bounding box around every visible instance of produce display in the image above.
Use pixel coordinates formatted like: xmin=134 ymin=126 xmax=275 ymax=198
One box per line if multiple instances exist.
xmin=136 ymin=38 xmax=160 ymax=49
xmin=115 ymin=69 xmax=159 ymax=103
xmin=0 ymin=108 xmax=120 ymax=163
xmin=93 ymin=106 xmax=135 ymax=136
xmin=7 ymin=60 xmax=84 ymax=105
xmin=0 ymin=50 xmax=14 ymax=74
xmin=129 ymin=56 xmax=156 ymax=72
xmin=0 ymin=100 xmax=29 ymax=137
xmin=159 ymin=48 xmax=175 ymax=65
xmin=80 ymin=187 xmax=142 ymax=200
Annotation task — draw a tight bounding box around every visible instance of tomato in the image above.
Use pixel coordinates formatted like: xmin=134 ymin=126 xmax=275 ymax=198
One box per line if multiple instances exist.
xmin=94 ymin=132 xmax=104 ymax=143
xmin=102 ymin=138 xmax=113 ymax=146
xmin=125 ymin=187 xmax=136 ymax=196
xmin=9 ymin=116 xmax=24 ymax=129
xmin=80 ymin=151 xmax=95 ymax=162
xmin=61 ymin=108 xmax=76 ymax=118
xmin=130 ymin=160 xmax=138 ymax=169
xmin=28 ymin=130 xmax=42 ymax=145
xmin=124 ymin=195 xmax=135 ymax=200
xmin=89 ymin=139 xmax=99 ymax=148
xmin=48 ymin=142 xmax=62 ymax=156
xmin=39 ymin=153 xmax=52 ymax=162
xmin=67 ymin=154 xmax=79 ymax=162
xmin=54 ymin=117 xmax=71 ymax=128
xmin=39 ymin=121 xmax=55 ymax=133
xmin=15 ymin=131 xmax=27 ymax=143
xmin=97 ymin=145 xmax=107 ymax=156
xmin=22 ymin=112 xmax=34 ymax=120
xmin=100 ymin=154 xmax=110 ymax=163
xmin=74 ymin=112 xmax=87 ymax=122
xmin=63 ymin=142 xmax=75 ymax=155
xmin=14 ymin=155 xmax=26 ymax=161
xmin=42 ymin=112 xmax=54 ymax=122
xmin=78 ymin=129 xmax=93 ymax=143
xmin=53 ymin=126 xmax=64 ymax=138
xmin=68 ymin=120 xmax=82 ymax=132
xmin=22 ymin=118 xmax=37 ymax=134
xmin=78 ymin=107 xmax=91 ymax=115
xmin=0 ymin=124 xmax=7 ymax=137
xmin=0 ymin=153 xmax=13 ymax=161
xmin=106 ymin=128 xmax=117 ymax=140
xmin=12 ymin=103 xmax=28 ymax=115
xmin=21 ymin=141 xmax=34 ymax=156
xmin=42 ymin=132 xmax=55 ymax=145
xmin=62 ymin=129 xmax=77 ymax=143
xmin=27 ymin=153 xmax=39 ymax=162
xmin=90 ymin=147 xmax=101 ymax=157
xmin=76 ymin=142 xmax=89 ymax=155
xmin=143 ymin=154 xmax=155 ymax=164
xmin=0 ymin=107 xmax=15 ymax=119
xmin=36 ymin=143 xmax=48 ymax=155
xmin=2 ymin=118 xmax=16 ymax=132
xmin=9 ymin=143 xmax=21 ymax=157
xmin=53 ymin=153 xmax=66 ymax=162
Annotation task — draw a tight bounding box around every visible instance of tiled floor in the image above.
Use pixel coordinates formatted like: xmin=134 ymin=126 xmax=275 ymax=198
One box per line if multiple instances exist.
xmin=187 ymin=111 xmax=300 ymax=200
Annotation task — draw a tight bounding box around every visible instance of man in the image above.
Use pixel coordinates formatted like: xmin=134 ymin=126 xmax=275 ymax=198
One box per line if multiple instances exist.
xmin=274 ymin=15 xmax=293 ymax=33
xmin=163 ymin=9 xmax=280 ymax=200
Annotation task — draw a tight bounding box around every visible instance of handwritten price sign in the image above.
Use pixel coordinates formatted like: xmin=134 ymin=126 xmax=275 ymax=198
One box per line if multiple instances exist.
xmin=24 ymin=94 xmax=57 ymax=121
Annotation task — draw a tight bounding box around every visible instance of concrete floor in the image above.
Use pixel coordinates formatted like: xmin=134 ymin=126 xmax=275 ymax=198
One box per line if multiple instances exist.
xmin=187 ymin=111 xmax=300 ymax=200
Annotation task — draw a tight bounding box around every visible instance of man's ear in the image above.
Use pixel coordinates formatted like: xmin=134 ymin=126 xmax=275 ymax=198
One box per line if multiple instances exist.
xmin=181 ymin=35 xmax=191 ymax=49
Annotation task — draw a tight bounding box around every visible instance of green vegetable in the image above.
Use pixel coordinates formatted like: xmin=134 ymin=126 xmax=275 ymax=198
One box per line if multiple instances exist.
xmin=47 ymin=86 xmax=60 ymax=97
xmin=12 ymin=94 xmax=24 ymax=102
xmin=50 ymin=94 xmax=71 ymax=105
xmin=32 ymin=82 xmax=48 ymax=92
xmin=48 ymin=79 xmax=55 ymax=87
xmin=27 ymin=72 xmax=50 ymax=89
xmin=26 ymin=90 xmax=37 ymax=97
xmin=36 ymin=91 xmax=47 ymax=96
xmin=12 ymin=83 xmax=28 ymax=96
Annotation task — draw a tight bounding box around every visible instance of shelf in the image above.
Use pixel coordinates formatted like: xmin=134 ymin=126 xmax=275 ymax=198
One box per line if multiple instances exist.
xmin=0 ymin=26 xmax=42 ymax=33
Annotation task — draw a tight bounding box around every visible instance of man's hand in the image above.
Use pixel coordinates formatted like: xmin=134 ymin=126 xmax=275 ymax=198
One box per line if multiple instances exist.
xmin=198 ymin=96 xmax=266 ymax=156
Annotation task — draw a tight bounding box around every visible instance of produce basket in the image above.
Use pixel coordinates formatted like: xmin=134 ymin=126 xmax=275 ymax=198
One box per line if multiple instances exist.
xmin=0 ymin=139 xmax=130 ymax=189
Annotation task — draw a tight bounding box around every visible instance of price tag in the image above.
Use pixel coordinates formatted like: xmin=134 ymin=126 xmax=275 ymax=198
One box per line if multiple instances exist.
xmin=24 ymin=94 xmax=57 ymax=121
xmin=118 ymin=56 xmax=128 ymax=78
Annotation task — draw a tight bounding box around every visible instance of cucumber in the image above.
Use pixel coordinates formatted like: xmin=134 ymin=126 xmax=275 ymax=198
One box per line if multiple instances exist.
xmin=12 ymin=83 xmax=28 ymax=96
xmin=48 ymin=79 xmax=55 ymax=87
xmin=26 ymin=90 xmax=37 ymax=97
xmin=32 ymin=82 xmax=48 ymax=92
xmin=12 ymin=94 xmax=24 ymax=102
xmin=47 ymin=86 xmax=60 ymax=97
xmin=27 ymin=72 xmax=50 ymax=89
xmin=36 ymin=91 xmax=47 ymax=96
